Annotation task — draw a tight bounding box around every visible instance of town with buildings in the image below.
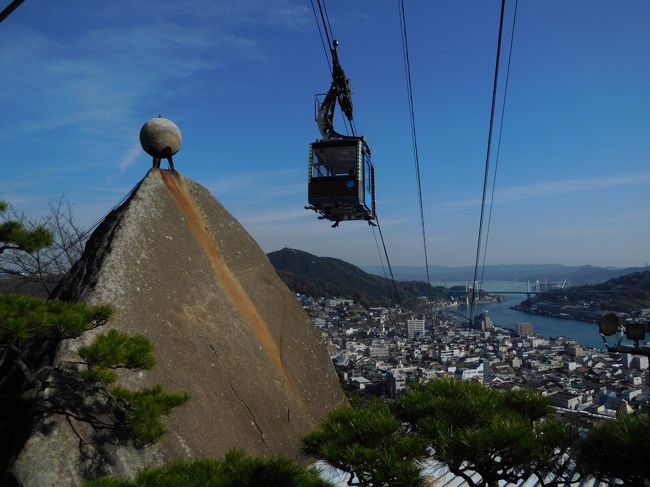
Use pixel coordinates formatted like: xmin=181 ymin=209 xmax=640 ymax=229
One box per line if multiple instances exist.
xmin=300 ymin=294 xmax=650 ymax=427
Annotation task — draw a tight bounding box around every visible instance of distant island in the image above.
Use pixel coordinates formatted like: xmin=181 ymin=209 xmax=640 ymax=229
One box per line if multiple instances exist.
xmin=513 ymin=271 xmax=650 ymax=323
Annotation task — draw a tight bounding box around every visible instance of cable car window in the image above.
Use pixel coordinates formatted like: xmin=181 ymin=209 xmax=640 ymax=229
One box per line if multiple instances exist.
xmin=312 ymin=144 xmax=358 ymax=177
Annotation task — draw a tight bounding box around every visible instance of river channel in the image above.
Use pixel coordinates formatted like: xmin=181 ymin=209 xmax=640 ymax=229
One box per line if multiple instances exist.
xmin=448 ymin=281 xmax=605 ymax=349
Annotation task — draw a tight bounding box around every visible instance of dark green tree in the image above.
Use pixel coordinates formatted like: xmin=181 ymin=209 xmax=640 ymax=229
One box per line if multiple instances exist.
xmin=0 ymin=200 xmax=53 ymax=254
xmin=393 ymin=379 xmax=577 ymax=487
xmin=577 ymin=412 xmax=650 ymax=486
xmin=0 ymin=200 xmax=188 ymax=479
xmin=74 ymin=328 xmax=189 ymax=447
xmin=84 ymin=449 xmax=334 ymax=487
xmin=1 ymin=198 xmax=87 ymax=293
xmin=303 ymin=380 xmax=581 ymax=486
xmin=302 ymin=399 xmax=425 ymax=487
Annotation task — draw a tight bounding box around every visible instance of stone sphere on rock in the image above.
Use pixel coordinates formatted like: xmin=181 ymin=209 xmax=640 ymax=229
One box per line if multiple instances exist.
xmin=139 ymin=117 xmax=182 ymax=158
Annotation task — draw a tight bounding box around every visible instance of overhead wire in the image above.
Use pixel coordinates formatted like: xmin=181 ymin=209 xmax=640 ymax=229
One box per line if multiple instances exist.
xmin=320 ymin=0 xmax=335 ymax=47
xmin=398 ymin=0 xmax=434 ymax=313
xmin=479 ymin=0 xmax=519 ymax=290
xmin=309 ymin=0 xmax=332 ymax=73
xmin=375 ymin=214 xmax=406 ymax=323
xmin=34 ymin=174 xmax=146 ymax=296
xmin=315 ymin=0 xmax=334 ymax=50
xmin=469 ymin=0 xmax=507 ymax=327
xmin=0 ymin=0 xmax=25 ymax=23
xmin=371 ymin=226 xmax=389 ymax=281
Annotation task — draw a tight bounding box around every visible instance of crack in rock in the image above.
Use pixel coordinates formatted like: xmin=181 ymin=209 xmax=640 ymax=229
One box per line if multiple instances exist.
xmin=208 ymin=341 xmax=270 ymax=453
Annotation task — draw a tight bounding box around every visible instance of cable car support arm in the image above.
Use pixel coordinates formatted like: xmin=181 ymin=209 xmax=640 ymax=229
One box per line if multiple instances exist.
xmin=317 ymin=42 xmax=355 ymax=140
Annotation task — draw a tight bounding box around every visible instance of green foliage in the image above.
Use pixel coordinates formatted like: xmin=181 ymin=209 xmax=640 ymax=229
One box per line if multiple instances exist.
xmin=0 ymin=291 xmax=187 ymax=449
xmin=501 ymin=387 xmax=551 ymax=419
xmin=112 ymin=384 xmax=190 ymax=447
xmin=79 ymin=329 xmax=155 ymax=384
xmin=70 ymin=323 xmax=188 ymax=448
xmin=577 ymin=412 xmax=650 ymax=486
xmin=302 ymin=400 xmax=425 ymax=487
xmin=0 ymin=293 xmax=112 ymax=344
xmin=391 ymin=379 xmax=571 ymax=486
xmin=305 ymin=381 xmax=574 ymax=486
xmin=0 ymin=200 xmax=188 ymax=454
xmin=85 ymin=449 xmax=334 ymax=487
xmin=0 ymin=200 xmax=54 ymax=253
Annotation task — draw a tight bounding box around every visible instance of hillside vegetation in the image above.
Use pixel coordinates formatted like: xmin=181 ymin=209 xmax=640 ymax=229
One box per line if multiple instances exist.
xmin=268 ymin=248 xmax=448 ymax=307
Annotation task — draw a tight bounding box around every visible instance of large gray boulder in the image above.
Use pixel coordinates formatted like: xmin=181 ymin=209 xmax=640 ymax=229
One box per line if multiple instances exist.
xmin=11 ymin=169 xmax=345 ymax=486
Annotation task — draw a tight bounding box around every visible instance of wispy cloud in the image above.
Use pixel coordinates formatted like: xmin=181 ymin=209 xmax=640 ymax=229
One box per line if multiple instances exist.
xmin=239 ymin=209 xmax=311 ymax=225
xmin=0 ymin=22 xmax=258 ymax=142
xmin=538 ymin=210 xmax=650 ymax=238
xmin=206 ymin=169 xmax=306 ymax=211
xmin=447 ymin=170 xmax=650 ymax=209
xmin=118 ymin=145 xmax=142 ymax=172
xmin=0 ymin=0 xmax=310 ymax=178
xmin=207 ymin=169 xmax=303 ymax=195
xmin=100 ymin=0 xmax=310 ymax=31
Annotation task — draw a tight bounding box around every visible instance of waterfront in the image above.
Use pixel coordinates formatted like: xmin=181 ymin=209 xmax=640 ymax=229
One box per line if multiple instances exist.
xmin=453 ymin=281 xmax=604 ymax=349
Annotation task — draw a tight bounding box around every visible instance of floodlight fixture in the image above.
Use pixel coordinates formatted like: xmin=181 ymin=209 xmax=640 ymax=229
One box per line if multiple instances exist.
xmin=598 ymin=313 xmax=619 ymax=337
xmin=625 ymin=323 xmax=646 ymax=341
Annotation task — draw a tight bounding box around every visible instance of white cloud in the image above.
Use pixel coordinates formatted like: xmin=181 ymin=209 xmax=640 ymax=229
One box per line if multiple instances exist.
xmin=538 ymin=210 xmax=650 ymax=238
xmin=118 ymin=145 xmax=143 ymax=172
xmin=207 ymin=169 xmax=303 ymax=195
xmin=447 ymin=170 xmax=650 ymax=209
xmin=239 ymin=209 xmax=311 ymax=225
xmin=0 ymin=0 xmax=309 ymax=152
xmin=100 ymin=0 xmax=311 ymax=30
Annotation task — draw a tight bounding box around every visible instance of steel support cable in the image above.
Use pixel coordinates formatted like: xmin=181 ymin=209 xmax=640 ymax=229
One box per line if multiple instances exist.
xmin=39 ymin=176 xmax=145 ymax=298
xmin=479 ymin=0 xmax=519 ymax=290
xmin=375 ymin=214 xmax=406 ymax=323
xmin=310 ymin=0 xmax=332 ymax=73
xmin=398 ymin=0 xmax=433 ymax=310
xmin=320 ymin=0 xmax=335 ymax=47
xmin=0 ymin=0 xmax=25 ymax=23
xmin=371 ymin=225 xmax=389 ymax=281
xmin=316 ymin=0 xmax=334 ymax=50
xmin=469 ymin=0 xmax=507 ymax=327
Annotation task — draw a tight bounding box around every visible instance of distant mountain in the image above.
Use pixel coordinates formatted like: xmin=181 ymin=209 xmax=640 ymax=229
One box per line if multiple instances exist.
xmin=363 ymin=263 xmax=645 ymax=286
xmin=268 ymin=248 xmax=448 ymax=307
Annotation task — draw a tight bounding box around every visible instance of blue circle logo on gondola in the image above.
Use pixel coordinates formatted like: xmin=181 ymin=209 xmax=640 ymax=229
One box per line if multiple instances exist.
xmin=346 ymin=180 xmax=354 ymax=188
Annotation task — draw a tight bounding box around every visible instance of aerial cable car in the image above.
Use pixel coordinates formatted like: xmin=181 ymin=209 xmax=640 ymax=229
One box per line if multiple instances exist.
xmin=305 ymin=41 xmax=376 ymax=228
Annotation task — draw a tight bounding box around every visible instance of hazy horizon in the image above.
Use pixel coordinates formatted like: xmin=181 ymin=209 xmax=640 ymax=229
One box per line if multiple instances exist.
xmin=269 ymin=247 xmax=645 ymax=271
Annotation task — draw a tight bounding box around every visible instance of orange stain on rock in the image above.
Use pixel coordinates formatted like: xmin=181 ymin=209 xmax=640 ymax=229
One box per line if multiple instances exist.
xmin=160 ymin=170 xmax=291 ymax=384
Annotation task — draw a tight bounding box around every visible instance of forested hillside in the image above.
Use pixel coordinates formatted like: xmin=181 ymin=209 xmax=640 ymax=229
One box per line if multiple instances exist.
xmin=268 ymin=248 xmax=448 ymax=307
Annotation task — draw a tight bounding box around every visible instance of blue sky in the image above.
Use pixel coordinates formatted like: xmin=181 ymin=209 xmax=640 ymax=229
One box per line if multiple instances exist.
xmin=2 ymin=0 xmax=649 ymax=268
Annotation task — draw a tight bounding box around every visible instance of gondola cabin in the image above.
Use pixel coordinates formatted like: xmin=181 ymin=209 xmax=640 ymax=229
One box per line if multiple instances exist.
xmin=308 ymin=137 xmax=375 ymax=223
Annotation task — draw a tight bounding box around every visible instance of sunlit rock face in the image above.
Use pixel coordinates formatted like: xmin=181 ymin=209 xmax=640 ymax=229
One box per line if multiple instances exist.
xmin=12 ymin=169 xmax=345 ymax=486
